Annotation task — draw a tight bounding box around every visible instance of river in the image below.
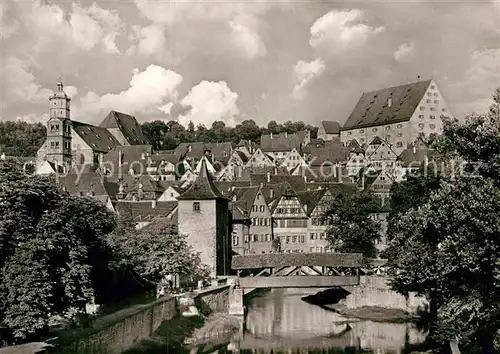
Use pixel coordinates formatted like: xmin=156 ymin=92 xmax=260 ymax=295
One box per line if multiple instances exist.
xmin=202 ymin=288 xmax=427 ymax=354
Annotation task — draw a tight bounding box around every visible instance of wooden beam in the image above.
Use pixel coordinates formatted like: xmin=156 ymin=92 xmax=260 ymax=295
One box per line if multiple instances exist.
xmin=238 ymin=276 xmax=359 ymax=288
xmin=231 ymin=252 xmax=365 ymax=270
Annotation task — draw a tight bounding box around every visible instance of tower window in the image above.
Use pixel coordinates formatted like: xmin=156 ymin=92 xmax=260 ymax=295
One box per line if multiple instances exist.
xmin=193 ymin=202 xmax=200 ymax=212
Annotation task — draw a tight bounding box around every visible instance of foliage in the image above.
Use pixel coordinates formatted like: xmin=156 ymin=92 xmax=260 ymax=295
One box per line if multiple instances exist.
xmin=107 ymin=219 xmax=209 ymax=285
xmin=0 ymin=160 xmax=117 ymax=340
xmin=386 ymin=87 xmax=500 ymax=352
xmin=0 ymin=121 xmax=46 ymax=157
xmin=271 ymin=237 xmax=281 ymax=252
xmin=140 ymin=119 xmax=318 ymax=152
xmin=322 ymin=190 xmax=381 ymax=258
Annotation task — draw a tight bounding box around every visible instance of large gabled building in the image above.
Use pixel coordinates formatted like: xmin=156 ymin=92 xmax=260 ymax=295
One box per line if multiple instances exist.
xmin=340 ymin=79 xmax=452 ymax=155
xmin=36 ymin=81 xmax=150 ymax=172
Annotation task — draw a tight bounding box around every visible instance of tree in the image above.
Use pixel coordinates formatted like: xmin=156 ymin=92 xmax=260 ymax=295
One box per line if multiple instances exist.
xmin=142 ymin=120 xmax=168 ymax=151
xmin=107 ymin=219 xmax=209 ymax=287
xmin=322 ymin=191 xmax=381 ymax=258
xmin=0 ymin=160 xmax=117 ymax=340
xmin=0 ymin=121 xmax=46 ymax=157
xmin=386 ymin=87 xmax=500 ymax=352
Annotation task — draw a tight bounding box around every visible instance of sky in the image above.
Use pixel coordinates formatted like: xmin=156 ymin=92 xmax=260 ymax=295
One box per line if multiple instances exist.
xmin=0 ymin=0 xmax=499 ymax=128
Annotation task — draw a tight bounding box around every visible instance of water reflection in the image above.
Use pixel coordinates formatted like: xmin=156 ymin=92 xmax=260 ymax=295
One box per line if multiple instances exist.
xmin=227 ymin=288 xmax=426 ymax=354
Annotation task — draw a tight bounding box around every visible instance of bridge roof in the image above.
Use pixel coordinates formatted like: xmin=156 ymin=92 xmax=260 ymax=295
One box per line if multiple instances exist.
xmin=231 ymin=252 xmax=365 ymax=269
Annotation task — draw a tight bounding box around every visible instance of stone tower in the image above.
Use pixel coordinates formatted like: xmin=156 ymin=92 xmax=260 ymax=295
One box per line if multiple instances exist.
xmin=45 ymin=80 xmax=72 ymax=169
xmin=177 ymin=157 xmax=232 ymax=278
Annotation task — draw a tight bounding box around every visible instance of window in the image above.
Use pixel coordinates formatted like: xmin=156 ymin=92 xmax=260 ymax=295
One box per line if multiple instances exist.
xmin=418 ymin=114 xmax=424 ymax=119
xmin=372 ymin=128 xmax=378 ymax=132
xmin=360 ymin=138 xmax=365 ymax=143
xmin=426 ymin=99 xmax=431 ymax=103
xmin=244 ymin=235 xmax=249 ymax=243
xmin=430 ymin=107 xmax=436 ymax=111
xmin=419 ymin=106 xmax=425 ymax=111
xmin=310 ymin=233 xmax=315 ymax=240
xmin=397 ymin=132 xmax=403 ymax=137
xmin=427 ymin=92 xmax=432 ymax=96
xmin=299 ymin=235 xmax=305 ymax=243
xmin=347 ymin=131 xmax=352 ymax=136
xmin=418 ymin=123 xmax=424 ymax=129
xmin=259 ymin=205 xmax=264 ymax=212
xmin=360 ymin=129 xmax=364 ymax=134
xmin=442 ymin=108 xmax=447 ymax=112
xmin=397 ymin=124 xmax=403 ymax=128
xmin=430 ymin=124 xmax=436 ymax=130
xmin=434 ymin=100 xmax=439 ymax=104
xmin=396 ymin=141 xmax=403 ymax=148
xmin=385 ymin=126 xmax=391 ymax=131
xmin=193 ymin=202 xmax=200 ymax=212
xmin=233 ymin=236 xmax=239 ymax=246
xmin=430 ymin=115 xmax=435 ymax=119
xmin=292 ymin=236 xmax=297 ymax=243
xmin=320 ymin=233 xmax=325 ymax=239
xmin=430 ymin=85 xmax=435 ymax=89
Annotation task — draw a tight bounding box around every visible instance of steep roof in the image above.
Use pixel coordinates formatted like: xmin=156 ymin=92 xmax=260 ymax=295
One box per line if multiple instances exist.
xmin=297 ymin=130 xmax=309 ymax=143
xmin=398 ymin=147 xmax=436 ymax=167
xmin=59 ymin=171 xmax=110 ymax=198
xmin=102 ymin=145 xmax=152 ymax=181
xmin=297 ymin=189 xmax=326 ymax=216
xmin=72 ymin=121 xmax=121 ymax=153
xmin=369 ymin=136 xmax=384 ymax=146
xmin=99 ymin=110 xmax=149 ymax=145
xmin=346 ymin=140 xmax=364 ymax=154
xmin=321 ymin=121 xmax=341 ymax=134
xmin=309 ymin=146 xmax=349 ymax=166
xmin=260 ymin=133 xmax=301 ymax=152
xmin=342 ymin=80 xmax=431 ymax=130
xmin=230 ymin=185 xmax=260 ymax=215
xmin=177 ymin=159 xmax=229 ymax=200
xmin=175 ymin=142 xmax=232 ymax=161
xmin=235 ymin=150 xmax=249 ymax=163
xmin=114 ymin=201 xmax=177 ymax=222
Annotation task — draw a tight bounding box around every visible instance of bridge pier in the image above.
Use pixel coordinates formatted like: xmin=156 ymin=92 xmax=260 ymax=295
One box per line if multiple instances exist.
xmin=229 ymin=285 xmax=245 ymax=316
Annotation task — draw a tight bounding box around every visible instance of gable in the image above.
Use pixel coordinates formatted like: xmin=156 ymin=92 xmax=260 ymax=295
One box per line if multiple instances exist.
xmin=272 ymin=196 xmax=307 ymax=218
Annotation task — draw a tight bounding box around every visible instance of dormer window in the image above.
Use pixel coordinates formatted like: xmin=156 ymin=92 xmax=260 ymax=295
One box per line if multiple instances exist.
xmin=193 ymin=202 xmax=200 ymax=212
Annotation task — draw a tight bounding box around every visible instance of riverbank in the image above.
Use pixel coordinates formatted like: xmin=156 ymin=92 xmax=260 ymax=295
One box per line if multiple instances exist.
xmin=323 ymin=303 xmax=415 ymax=323
xmin=302 ymin=287 xmax=415 ymax=323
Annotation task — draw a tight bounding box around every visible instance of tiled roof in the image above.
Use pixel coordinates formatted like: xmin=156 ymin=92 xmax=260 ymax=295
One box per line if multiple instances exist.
xmin=175 ymin=142 xmax=232 ymax=161
xmin=115 ymin=201 xmax=177 ymax=222
xmin=150 ymin=152 xmax=181 ymax=164
xmin=177 ymin=158 xmax=229 ymax=200
xmin=249 ymin=174 xmax=306 ymax=193
xmin=346 ymin=140 xmax=364 ymax=154
xmin=342 ymin=80 xmax=431 ymax=130
xmin=230 ymin=185 xmax=260 ymax=215
xmin=260 ymin=133 xmax=301 ymax=152
xmin=309 ymin=146 xmax=349 ymax=166
xmin=72 ymin=121 xmax=121 ymax=153
xmin=122 ymin=174 xmax=165 ymax=195
xmin=232 ymin=204 xmax=250 ymax=221
xmin=398 ymin=147 xmax=436 ymax=167
xmin=297 ymin=189 xmax=326 ymax=216
xmin=231 ymin=252 xmax=365 ymax=269
xmin=214 ymin=181 xmax=252 ymax=196
xmin=59 ymin=172 xmax=109 ymax=197
xmin=297 ymin=130 xmax=309 ymax=143
xmin=99 ymin=110 xmax=150 ymax=145
xmin=321 ymin=121 xmax=341 ymax=134
xmin=103 ymin=145 xmax=152 ymax=181
xmin=235 ymin=150 xmax=249 ymax=163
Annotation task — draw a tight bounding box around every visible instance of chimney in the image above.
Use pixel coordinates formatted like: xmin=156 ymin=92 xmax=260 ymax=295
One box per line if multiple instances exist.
xmin=285 ymin=132 xmax=288 ymax=138
xmin=270 ymin=133 xmax=273 ymax=139
xmin=141 ymin=153 xmax=145 ymax=160
xmin=413 ymin=144 xmax=416 ymax=154
xmin=152 ymin=200 xmax=157 ymax=208
xmin=259 ymin=182 xmax=263 ymax=189
xmin=266 ymin=172 xmax=271 ymax=183
xmin=269 ymin=189 xmax=274 ymax=199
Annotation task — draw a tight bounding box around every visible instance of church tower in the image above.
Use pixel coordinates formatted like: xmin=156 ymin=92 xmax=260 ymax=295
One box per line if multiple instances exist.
xmin=45 ymin=80 xmax=72 ymax=169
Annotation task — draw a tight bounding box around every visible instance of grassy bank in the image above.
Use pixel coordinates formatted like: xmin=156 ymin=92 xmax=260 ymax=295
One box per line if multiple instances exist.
xmin=323 ymin=304 xmax=416 ymax=323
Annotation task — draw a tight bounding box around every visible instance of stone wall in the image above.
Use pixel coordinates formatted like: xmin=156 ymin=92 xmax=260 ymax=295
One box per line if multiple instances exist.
xmin=194 ymin=285 xmax=230 ymax=315
xmin=56 ymin=285 xmax=232 ymax=354
xmin=342 ymin=276 xmax=427 ymax=313
xmin=60 ymin=296 xmax=178 ymax=354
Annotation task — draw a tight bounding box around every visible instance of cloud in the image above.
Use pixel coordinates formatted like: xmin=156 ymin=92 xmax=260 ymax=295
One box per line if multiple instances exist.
xmin=176 ymin=81 xmax=240 ymax=128
xmin=0 ymin=3 xmax=19 ymax=39
xmin=229 ymin=17 xmax=267 ymax=60
xmin=292 ymin=58 xmax=325 ymax=100
xmin=394 ymin=42 xmax=416 ymax=62
xmin=448 ymin=48 xmax=500 ymax=117
xmin=76 ymin=65 xmax=183 ymax=120
xmin=0 ymin=56 xmax=51 ymax=103
xmin=128 ymin=24 xmax=167 ymax=58
xmin=310 ymin=9 xmax=384 ymax=53
xmin=24 ymin=1 xmax=122 ymax=54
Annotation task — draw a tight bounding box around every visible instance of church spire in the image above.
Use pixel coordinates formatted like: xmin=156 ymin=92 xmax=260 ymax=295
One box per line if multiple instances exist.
xmin=177 ymin=158 xmax=228 ymax=200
